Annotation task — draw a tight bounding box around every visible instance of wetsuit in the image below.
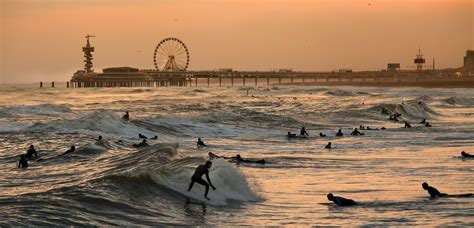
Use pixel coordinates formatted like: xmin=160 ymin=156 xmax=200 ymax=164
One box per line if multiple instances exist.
xmin=300 ymin=129 xmax=309 ymax=137
xmin=336 ymin=131 xmax=343 ymax=137
xmin=462 ymin=152 xmax=474 ymax=158
xmin=188 ymin=165 xmax=215 ymax=199
xmin=325 ymin=144 xmax=331 ymax=149
xmin=122 ymin=113 xmax=129 ymax=121
xmin=425 ymin=186 xmax=448 ymax=198
xmin=25 ymin=148 xmax=37 ymax=159
xmin=61 ymin=147 xmax=75 ymax=156
xmin=197 ymin=140 xmax=207 ymax=147
xmin=133 ymin=142 xmax=149 ymax=148
xmin=18 ymin=157 xmax=28 ymax=168
xmin=332 ymin=196 xmax=356 ymax=206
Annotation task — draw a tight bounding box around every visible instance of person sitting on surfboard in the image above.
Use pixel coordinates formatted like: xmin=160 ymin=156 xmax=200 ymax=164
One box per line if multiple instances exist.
xmin=188 ymin=161 xmax=216 ymax=200
xmin=461 ymin=151 xmax=474 ymax=158
xmin=327 ymin=193 xmax=356 ymax=206
xmin=422 ymin=182 xmax=448 ymax=198
xmin=336 ymin=129 xmax=343 ymax=137
xmin=122 ymin=111 xmax=129 ymax=121
xmin=404 ymin=121 xmax=412 ymax=128
xmin=25 ymin=145 xmax=38 ymax=159
xmin=197 ymin=138 xmax=207 ymax=147
xmin=300 ymin=127 xmax=309 ymax=137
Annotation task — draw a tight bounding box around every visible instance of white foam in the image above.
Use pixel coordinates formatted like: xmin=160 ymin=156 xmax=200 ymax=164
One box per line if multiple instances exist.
xmin=0 ymin=104 xmax=71 ymax=116
xmin=151 ymin=159 xmax=262 ymax=206
xmin=24 ymin=110 xmax=158 ymax=139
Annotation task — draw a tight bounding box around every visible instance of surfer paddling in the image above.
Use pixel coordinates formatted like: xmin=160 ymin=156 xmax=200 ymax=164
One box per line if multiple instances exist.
xmin=188 ymin=161 xmax=217 ymax=200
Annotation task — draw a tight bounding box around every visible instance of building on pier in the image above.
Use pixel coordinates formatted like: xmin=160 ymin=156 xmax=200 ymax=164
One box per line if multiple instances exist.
xmin=71 ymin=36 xmax=188 ymax=88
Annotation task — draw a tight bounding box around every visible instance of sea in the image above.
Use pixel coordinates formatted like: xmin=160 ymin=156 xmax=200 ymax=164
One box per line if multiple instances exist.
xmin=0 ymin=83 xmax=473 ymax=226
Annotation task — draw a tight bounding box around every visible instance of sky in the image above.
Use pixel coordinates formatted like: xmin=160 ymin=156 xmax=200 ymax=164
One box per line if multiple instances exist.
xmin=0 ymin=0 xmax=473 ymax=83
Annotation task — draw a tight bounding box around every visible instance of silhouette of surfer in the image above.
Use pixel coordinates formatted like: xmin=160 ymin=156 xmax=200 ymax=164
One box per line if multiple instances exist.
xmin=404 ymin=121 xmax=412 ymax=128
xmin=122 ymin=111 xmax=129 ymax=121
xmin=18 ymin=154 xmax=28 ymax=168
xmin=300 ymin=127 xmax=309 ymax=137
xmin=461 ymin=151 xmax=474 ymax=158
xmin=422 ymin=182 xmax=448 ymax=198
xmin=138 ymin=133 xmax=147 ymax=139
xmin=319 ymin=133 xmax=326 ymax=137
xmin=188 ymin=161 xmax=216 ymax=200
xmin=197 ymin=138 xmax=207 ymax=147
xmin=327 ymin=193 xmax=356 ymax=206
xmin=133 ymin=139 xmax=149 ymax=148
xmin=336 ymin=129 xmax=343 ymax=137
xmin=25 ymin=145 xmax=38 ymax=159
xmin=60 ymin=146 xmax=76 ymax=156
xmin=325 ymin=142 xmax=332 ymax=149
xmin=287 ymin=132 xmax=297 ymax=138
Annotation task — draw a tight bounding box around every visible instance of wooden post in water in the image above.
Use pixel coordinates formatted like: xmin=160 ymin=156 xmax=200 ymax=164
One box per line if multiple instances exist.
xmin=255 ymin=76 xmax=257 ymax=86
xmin=290 ymin=76 xmax=293 ymax=84
xmin=267 ymin=76 xmax=270 ymax=86
xmin=243 ymin=77 xmax=246 ymax=86
xmin=231 ymin=75 xmax=234 ymax=86
xmin=40 ymin=82 xmax=43 ymax=88
xmin=219 ymin=76 xmax=222 ymax=87
xmin=279 ymin=76 xmax=281 ymax=84
xmin=207 ymin=77 xmax=210 ymax=87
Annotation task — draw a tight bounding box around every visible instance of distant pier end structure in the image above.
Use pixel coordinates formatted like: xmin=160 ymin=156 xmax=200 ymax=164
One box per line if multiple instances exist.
xmin=414 ymin=47 xmax=426 ymax=71
xmin=71 ymin=36 xmax=190 ymax=88
xmin=464 ymin=50 xmax=474 ymax=72
xmin=83 ymin=34 xmax=95 ymax=73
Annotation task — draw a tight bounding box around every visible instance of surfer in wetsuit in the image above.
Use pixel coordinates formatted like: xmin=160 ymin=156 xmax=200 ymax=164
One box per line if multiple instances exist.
xmin=188 ymin=161 xmax=216 ymax=200
xmin=197 ymin=138 xmax=207 ymax=147
xmin=420 ymin=118 xmax=426 ymax=124
xmin=424 ymin=122 xmax=432 ymax=127
xmin=25 ymin=145 xmax=38 ymax=159
xmin=232 ymin=154 xmax=265 ymax=164
xmin=350 ymin=128 xmax=362 ymax=136
xmin=422 ymin=182 xmax=448 ymax=198
xmin=325 ymin=142 xmax=332 ymax=149
xmin=327 ymin=193 xmax=356 ymax=206
xmin=336 ymin=129 xmax=343 ymax=137
xmin=60 ymin=146 xmax=76 ymax=156
xmin=97 ymin=135 xmax=103 ymax=141
xmin=404 ymin=121 xmax=412 ymax=128
xmin=122 ymin=111 xmax=129 ymax=121
xmin=133 ymin=139 xmax=149 ymax=148
xmin=138 ymin=133 xmax=147 ymax=139
xmin=461 ymin=151 xmax=474 ymax=158
xmin=319 ymin=133 xmax=326 ymax=137
xmin=18 ymin=154 xmax=28 ymax=168
xmin=300 ymin=127 xmax=309 ymax=137
xmin=287 ymin=132 xmax=297 ymax=138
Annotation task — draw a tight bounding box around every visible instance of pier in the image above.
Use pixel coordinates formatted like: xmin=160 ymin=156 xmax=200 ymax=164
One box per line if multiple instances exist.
xmin=70 ymin=36 xmax=474 ymax=88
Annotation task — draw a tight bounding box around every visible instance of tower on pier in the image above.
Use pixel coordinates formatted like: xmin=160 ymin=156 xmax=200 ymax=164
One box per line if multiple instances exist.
xmin=83 ymin=34 xmax=95 ymax=73
xmin=414 ymin=46 xmax=425 ymax=71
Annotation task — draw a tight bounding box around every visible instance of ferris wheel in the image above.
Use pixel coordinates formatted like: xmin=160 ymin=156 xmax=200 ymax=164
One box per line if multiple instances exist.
xmin=153 ymin=37 xmax=190 ymax=71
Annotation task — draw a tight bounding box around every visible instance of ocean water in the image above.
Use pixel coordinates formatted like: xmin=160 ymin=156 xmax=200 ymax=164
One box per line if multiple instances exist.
xmin=0 ymin=84 xmax=473 ymax=226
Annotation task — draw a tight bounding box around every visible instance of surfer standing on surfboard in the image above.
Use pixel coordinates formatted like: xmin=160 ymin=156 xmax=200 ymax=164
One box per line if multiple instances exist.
xmin=188 ymin=161 xmax=216 ymax=200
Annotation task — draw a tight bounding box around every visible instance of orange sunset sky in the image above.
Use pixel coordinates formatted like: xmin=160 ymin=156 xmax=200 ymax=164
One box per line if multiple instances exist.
xmin=0 ymin=0 xmax=473 ymax=83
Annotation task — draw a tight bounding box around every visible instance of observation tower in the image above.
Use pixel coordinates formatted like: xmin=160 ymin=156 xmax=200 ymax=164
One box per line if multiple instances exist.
xmin=83 ymin=34 xmax=95 ymax=73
